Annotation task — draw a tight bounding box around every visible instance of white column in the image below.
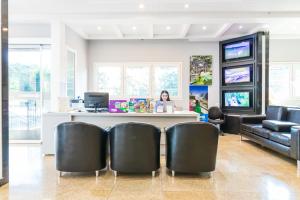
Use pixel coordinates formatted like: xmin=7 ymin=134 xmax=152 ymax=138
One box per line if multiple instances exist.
xmin=0 ymin=3 xmax=2 ymax=180
xmin=50 ymin=21 xmax=67 ymax=111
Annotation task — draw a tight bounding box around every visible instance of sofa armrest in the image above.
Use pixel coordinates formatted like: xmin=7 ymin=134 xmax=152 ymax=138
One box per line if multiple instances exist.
xmin=240 ymin=115 xmax=266 ymax=124
xmin=291 ymin=126 xmax=300 ymax=160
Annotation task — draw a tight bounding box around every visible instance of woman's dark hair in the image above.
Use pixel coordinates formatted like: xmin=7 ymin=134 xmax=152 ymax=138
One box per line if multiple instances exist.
xmin=160 ymin=90 xmax=170 ymax=101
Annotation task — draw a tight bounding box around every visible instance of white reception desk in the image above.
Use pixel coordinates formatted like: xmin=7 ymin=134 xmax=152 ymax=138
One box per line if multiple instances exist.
xmin=42 ymin=111 xmax=199 ymax=155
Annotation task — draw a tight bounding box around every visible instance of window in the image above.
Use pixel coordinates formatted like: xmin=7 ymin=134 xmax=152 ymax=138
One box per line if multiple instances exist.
xmin=96 ymin=64 xmax=122 ymax=97
xmin=125 ymin=64 xmax=151 ymax=97
xmin=93 ymin=62 xmax=182 ymax=99
xmin=153 ymin=63 xmax=180 ymax=97
xmin=66 ymin=49 xmax=76 ymax=98
xmin=269 ymin=62 xmax=300 ymax=106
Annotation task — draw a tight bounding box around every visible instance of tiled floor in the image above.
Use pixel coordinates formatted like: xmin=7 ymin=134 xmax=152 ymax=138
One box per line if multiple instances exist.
xmin=0 ymin=135 xmax=300 ymax=200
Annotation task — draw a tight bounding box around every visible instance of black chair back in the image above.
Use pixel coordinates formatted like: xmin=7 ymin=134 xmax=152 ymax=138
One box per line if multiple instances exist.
xmin=109 ymin=122 xmax=161 ymax=173
xmin=56 ymin=122 xmax=108 ymax=172
xmin=208 ymin=106 xmax=223 ymax=120
xmin=166 ymin=122 xmax=219 ymax=173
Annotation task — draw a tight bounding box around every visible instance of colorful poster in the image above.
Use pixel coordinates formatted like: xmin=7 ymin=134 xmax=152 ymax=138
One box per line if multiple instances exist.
xmin=189 ymin=85 xmax=208 ymax=115
xmin=109 ymin=100 xmax=128 ymax=113
xmin=190 ymin=55 xmax=213 ymax=85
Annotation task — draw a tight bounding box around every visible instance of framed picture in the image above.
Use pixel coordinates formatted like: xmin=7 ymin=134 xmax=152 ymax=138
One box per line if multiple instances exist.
xmin=190 ymin=55 xmax=213 ymax=85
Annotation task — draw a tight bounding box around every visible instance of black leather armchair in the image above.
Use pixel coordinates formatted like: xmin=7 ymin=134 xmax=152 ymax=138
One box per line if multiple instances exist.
xmin=166 ymin=122 xmax=219 ymax=176
xmin=109 ymin=122 xmax=161 ymax=176
xmin=208 ymin=106 xmax=225 ymax=135
xmin=55 ymin=122 xmax=108 ymax=177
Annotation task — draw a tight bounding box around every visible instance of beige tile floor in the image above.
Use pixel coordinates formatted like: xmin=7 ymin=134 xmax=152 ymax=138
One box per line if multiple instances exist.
xmin=1 ymin=135 xmax=300 ymax=200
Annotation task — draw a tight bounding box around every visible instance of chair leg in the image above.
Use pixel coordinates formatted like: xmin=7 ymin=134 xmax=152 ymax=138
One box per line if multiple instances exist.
xmin=58 ymin=171 xmax=62 ymax=177
xmin=113 ymin=171 xmax=117 ymax=177
xmin=95 ymin=170 xmax=99 ymax=177
xmin=171 ymin=170 xmax=175 ymax=177
xmin=152 ymin=171 xmax=156 ymax=177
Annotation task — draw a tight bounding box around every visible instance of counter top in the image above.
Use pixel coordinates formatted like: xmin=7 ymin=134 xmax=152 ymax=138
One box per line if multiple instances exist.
xmin=45 ymin=111 xmax=198 ymax=117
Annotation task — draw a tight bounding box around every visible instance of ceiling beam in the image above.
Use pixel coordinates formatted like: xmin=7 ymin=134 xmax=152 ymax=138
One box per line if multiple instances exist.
xmin=214 ymin=23 xmax=233 ymax=38
xmin=67 ymin=25 xmax=89 ymax=39
xmin=247 ymin=24 xmax=269 ymax=35
xmin=112 ymin=25 xmax=124 ymax=38
xmin=180 ymin=24 xmax=191 ymax=38
xmin=11 ymin=12 xmax=300 ymax=25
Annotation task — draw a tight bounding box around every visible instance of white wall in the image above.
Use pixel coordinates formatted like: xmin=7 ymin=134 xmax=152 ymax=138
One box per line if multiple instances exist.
xmin=270 ymin=39 xmax=300 ymax=62
xmin=9 ymin=23 xmax=51 ymax=38
xmin=88 ymin=40 xmax=219 ymax=110
xmin=65 ymin=26 xmax=88 ymax=98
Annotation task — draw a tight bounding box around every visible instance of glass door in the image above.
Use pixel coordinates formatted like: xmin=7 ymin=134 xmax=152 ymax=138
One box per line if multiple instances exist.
xmin=9 ymin=45 xmax=51 ymax=142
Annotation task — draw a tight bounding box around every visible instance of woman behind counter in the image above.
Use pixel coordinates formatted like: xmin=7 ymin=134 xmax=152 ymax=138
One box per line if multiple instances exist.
xmin=156 ymin=90 xmax=175 ymax=112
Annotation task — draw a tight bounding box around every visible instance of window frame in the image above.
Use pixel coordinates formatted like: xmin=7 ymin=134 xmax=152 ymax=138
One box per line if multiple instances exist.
xmin=93 ymin=62 xmax=183 ymax=100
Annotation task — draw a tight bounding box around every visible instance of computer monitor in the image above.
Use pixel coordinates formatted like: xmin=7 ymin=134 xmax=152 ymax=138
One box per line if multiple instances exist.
xmin=84 ymin=92 xmax=109 ymax=112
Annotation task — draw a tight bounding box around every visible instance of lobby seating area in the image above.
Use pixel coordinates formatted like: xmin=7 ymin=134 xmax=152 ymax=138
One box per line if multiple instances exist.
xmin=56 ymin=122 xmax=219 ymax=177
xmin=2 ymin=1 xmax=300 ymax=199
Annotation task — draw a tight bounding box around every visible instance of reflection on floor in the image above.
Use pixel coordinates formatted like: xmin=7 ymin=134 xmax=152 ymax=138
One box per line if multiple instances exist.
xmin=0 ymin=135 xmax=300 ymax=200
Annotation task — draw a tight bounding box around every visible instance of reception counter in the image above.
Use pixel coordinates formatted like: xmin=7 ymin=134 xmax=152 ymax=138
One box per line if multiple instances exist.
xmin=42 ymin=111 xmax=199 ymax=155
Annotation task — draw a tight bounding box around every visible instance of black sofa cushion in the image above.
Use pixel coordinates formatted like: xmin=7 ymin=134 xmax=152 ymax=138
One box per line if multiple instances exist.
xmin=269 ymin=132 xmax=291 ymax=147
xmin=251 ymin=126 xmax=272 ymax=139
xmin=262 ymin=120 xmax=298 ymax=132
xmin=266 ymin=106 xmax=288 ymax=121
xmin=240 ymin=123 xmax=262 ymax=133
xmin=287 ymin=108 xmax=300 ymax=124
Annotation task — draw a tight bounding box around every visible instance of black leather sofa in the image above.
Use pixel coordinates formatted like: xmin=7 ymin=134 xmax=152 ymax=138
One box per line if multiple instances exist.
xmin=240 ymin=106 xmax=300 ymax=169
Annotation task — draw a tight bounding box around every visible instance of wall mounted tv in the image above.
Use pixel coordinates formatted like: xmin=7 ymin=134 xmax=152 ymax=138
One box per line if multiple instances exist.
xmin=222 ymin=90 xmax=253 ymax=108
xmin=222 ymin=64 xmax=253 ymax=85
xmin=222 ymin=39 xmax=254 ymax=62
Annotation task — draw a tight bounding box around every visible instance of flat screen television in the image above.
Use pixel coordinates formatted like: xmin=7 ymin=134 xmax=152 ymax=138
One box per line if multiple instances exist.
xmin=223 ymin=65 xmax=253 ymax=85
xmin=222 ymin=39 xmax=253 ymax=62
xmin=222 ymin=91 xmax=252 ymax=108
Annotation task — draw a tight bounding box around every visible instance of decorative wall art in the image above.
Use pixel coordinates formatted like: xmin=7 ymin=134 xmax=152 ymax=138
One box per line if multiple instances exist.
xmin=190 ymin=55 xmax=213 ymax=85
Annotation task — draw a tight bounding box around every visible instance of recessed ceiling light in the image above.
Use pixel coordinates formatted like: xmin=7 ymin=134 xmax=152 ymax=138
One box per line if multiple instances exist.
xmin=238 ymin=25 xmax=243 ymax=29
xmin=139 ymin=4 xmax=145 ymax=9
xmin=97 ymin=26 xmax=102 ymax=31
xmin=166 ymin=26 xmax=171 ymax=30
xmin=202 ymin=26 xmax=207 ymax=30
xmin=132 ymin=26 xmax=137 ymax=31
xmin=184 ymin=4 xmax=189 ymax=8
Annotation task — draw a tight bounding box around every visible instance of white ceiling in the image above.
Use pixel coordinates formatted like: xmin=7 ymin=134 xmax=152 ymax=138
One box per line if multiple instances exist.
xmin=9 ymin=0 xmax=300 ymax=41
